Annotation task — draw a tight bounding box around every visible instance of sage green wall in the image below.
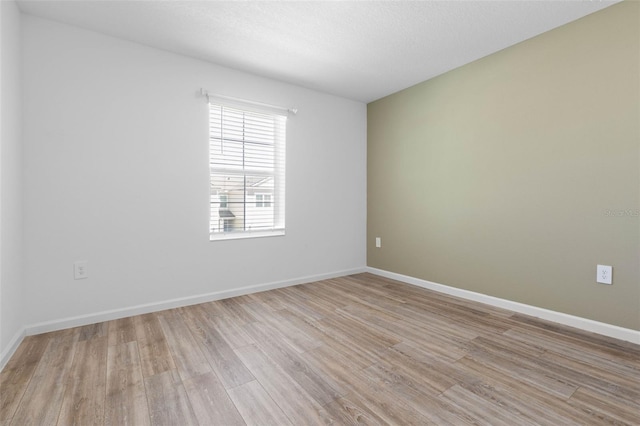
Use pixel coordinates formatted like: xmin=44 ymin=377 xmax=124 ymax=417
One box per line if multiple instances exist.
xmin=367 ymin=1 xmax=639 ymax=330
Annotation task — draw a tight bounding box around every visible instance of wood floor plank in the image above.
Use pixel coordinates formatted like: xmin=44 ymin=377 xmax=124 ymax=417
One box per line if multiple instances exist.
xmin=227 ymin=380 xmax=293 ymax=426
xmin=536 ymin=350 xmax=640 ymax=404
xmin=179 ymin=303 xmax=218 ymax=324
xmin=455 ymin=355 xmax=593 ymax=425
xmin=300 ymin=344 xmax=372 ymax=396
xmin=246 ymin=290 xmax=286 ymax=312
xmin=393 ymin=314 xmax=474 ymax=361
xmin=243 ymin=321 xmax=342 ymax=406
xmin=269 ymin=287 xmax=329 ymax=320
xmin=389 ymin=302 xmax=482 ymax=342
xmin=403 ymin=390 xmax=481 ymax=425
xmin=215 ymin=298 xmax=257 ymax=326
xmin=375 ymin=342 xmax=462 ymax=394
xmin=438 ymin=383 xmax=536 ymax=426
xmin=465 ymin=341 xmax=580 ymax=399
xmin=0 ymin=335 xmax=49 ymax=424
xmin=332 ymin=308 xmax=403 ymax=349
xmin=185 ymin=308 xmax=254 ymax=389
xmin=566 ymin=385 xmax=640 ymax=425
xmin=309 ymin=319 xmax=382 ymax=368
xmin=104 ymin=342 xmax=150 ymax=426
xmin=207 ymin=314 xmax=255 ymax=350
xmin=294 ymin=281 xmax=357 ymax=312
xmin=133 ymin=314 xmax=176 ymax=378
xmin=241 ymin=301 xmax=322 ymax=353
xmin=182 ymin=371 xmax=245 ymax=426
xmin=316 ymin=313 xmax=399 ymax=358
xmin=145 ymin=369 xmax=198 ymax=426
xmin=339 ymin=297 xmax=474 ymax=363
xmin=505 ymin=327 xmax=640 ymax=370
xmin=328 ymin=275 xmax=410 ymax=305
xmin=272 ymin=307 xmax=378 ymax=368
xmin=9 ymin=331 xmax=79 ymax=426
xmin=234 ymin=344 xmax=334 ymax=426
xmin=510 ymin=313 xmax=640 ymax=359
xmin=322 ymin=396 xmax=387 ymax=426
xmin=57 ymin=337 xmax=108 ymax=426
xmin=272 ymin=309 xmax=328 ymax=345
xmin=358 ymin=364 xmax=445 ymax=424
xmin=362 ymin=274 xmax=513 ymax=321
xmin=468 ymin=333 xmax=547 ymax=361
xmin=107 ymin=317 xmax=136 ymax=346
xmin=460 ymin=378 xmax=583 ymax=426
xmin=337 ymin=298 xmax=405 ymax=327
xmin=338 ymin=363 xmax=433 ymax=425
xmin=156 ymin=310 xmax=210 ymax=381
xmin=78 ymin=322 xmax=107 ymax=341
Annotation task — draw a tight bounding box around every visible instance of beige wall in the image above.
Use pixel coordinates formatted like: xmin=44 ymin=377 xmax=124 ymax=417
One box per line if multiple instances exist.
xmin=367 ymin=2 xmax=639 ymax=330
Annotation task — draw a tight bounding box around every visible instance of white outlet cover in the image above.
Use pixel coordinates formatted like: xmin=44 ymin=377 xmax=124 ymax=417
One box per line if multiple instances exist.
xmin=375 ymin=237 xmax=381 ymax=248
xmin=74 ymin=261 xmax=88 ymax=280
xmin=596 ymin=264 xmax=612 ymax=285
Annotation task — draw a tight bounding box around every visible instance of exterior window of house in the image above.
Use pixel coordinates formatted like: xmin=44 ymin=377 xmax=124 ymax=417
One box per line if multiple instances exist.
xmin=219 ymin=194 xmax=228 ymax=208
xmin=209 ymin=101 xmax=286 ymax=240
xmin=256 ymin=193 xmax=272 ymax=208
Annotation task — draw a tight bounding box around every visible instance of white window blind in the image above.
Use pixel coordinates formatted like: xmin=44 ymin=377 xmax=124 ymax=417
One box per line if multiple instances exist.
xmin=209 ymin=101 xmax=286 ymax=240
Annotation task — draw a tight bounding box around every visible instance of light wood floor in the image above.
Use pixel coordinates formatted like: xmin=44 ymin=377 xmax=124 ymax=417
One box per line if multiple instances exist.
xmin=1 ymin=273 xmax=639 ymax=425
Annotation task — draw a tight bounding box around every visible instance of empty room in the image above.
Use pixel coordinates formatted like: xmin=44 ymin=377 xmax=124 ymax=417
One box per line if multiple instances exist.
xmin=1 ymin=0 xmax=639 ymax=425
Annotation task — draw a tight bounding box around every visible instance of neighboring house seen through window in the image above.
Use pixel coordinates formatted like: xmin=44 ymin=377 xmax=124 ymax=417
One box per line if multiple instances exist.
xmin=209 ymin=101 xmax=286 ymax=240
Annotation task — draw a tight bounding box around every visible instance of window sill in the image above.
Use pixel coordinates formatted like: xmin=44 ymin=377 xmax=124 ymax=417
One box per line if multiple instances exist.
xmin=209 ymin=229 xmax=285 ymax=242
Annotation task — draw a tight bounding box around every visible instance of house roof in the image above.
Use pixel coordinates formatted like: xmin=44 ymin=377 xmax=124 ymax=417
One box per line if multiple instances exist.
xmin=218 ymin=209 xmax=236 ymax=219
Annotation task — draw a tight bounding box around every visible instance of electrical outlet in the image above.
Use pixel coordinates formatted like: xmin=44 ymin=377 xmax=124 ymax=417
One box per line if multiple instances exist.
xmin=74 ymin=261 xmax=88 ymax=280
xmin=596 ymin=264 xmax=612 ymax=285
xmin=375 ymin=237 xmax=381 ymax=248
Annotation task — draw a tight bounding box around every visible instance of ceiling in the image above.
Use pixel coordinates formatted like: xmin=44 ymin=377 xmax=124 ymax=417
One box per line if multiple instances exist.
xmin=17 ymin=0 xmax=619 ymax=103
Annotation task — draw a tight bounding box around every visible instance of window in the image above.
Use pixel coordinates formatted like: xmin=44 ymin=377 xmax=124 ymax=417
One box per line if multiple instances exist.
xmin=209 ymin=101 xmax=286 ymax=240
xmin=219 ymin=194 xmax=228 ymax=208
xmin=255 ymin=193 xmax=272 ymax=208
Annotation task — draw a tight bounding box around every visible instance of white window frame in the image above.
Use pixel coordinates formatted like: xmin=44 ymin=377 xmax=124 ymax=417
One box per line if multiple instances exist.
xmin=208 ymin=99 xmax=287 ymax=241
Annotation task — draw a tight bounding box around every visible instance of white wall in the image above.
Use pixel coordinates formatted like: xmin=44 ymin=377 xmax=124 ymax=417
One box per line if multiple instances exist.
xmin=0 ymin=0 xmax=25 ymax=361
xmin=22 ymin=16 xmax=367 ymax=328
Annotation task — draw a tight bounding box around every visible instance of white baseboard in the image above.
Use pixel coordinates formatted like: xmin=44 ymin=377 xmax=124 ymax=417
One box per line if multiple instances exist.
xmin=367 ymin=267 xmax=640 ymax=345
xmin=0 ymin=327 xmax=26 ymax=371
xmin=25 ymin=267 xmax=367 ymax=337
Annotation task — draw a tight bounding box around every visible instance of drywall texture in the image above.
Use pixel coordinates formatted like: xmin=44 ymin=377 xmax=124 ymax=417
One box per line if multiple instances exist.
xmin=368 ymin=2 xmax=639 ymax=330
xmin=0 ymin=0 xmax=24 ymax=356
xmin=22 ymin=16 xmax=366 ymax=326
